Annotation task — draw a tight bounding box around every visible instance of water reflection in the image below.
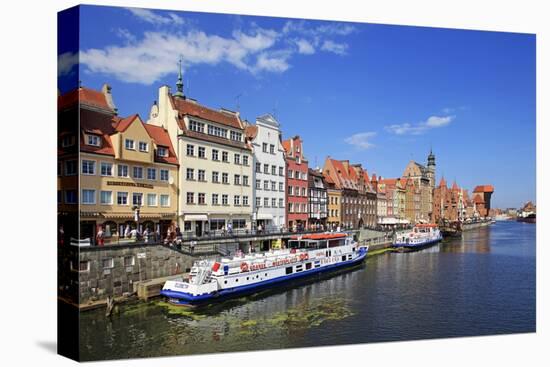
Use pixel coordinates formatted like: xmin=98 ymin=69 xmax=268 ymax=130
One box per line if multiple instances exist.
xmin=79 ymin=221 xmax=535 ymax=361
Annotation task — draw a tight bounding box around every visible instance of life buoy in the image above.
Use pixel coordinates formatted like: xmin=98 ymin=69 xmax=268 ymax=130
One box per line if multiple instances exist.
xmin=240 ymin=262 xmax=249 ymax=272
xmin=299 ymin=253 xmax=308 ymax=261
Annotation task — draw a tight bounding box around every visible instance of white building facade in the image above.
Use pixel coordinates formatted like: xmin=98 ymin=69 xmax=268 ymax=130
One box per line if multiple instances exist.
xmin=245 ymin=114 xmax=286 ymax=230
xmin=148 ymin=83 xmax=253 ymax=236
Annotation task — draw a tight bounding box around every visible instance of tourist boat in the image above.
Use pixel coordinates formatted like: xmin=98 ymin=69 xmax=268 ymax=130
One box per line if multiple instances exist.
xmin=393 ymin=224 xmax=443 ymax=249
xmin=160 ymin=232 xmax=368 ymax=306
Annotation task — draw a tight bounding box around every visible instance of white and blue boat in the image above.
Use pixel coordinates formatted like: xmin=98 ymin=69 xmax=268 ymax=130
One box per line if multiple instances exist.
xmin=161 ymin=232 xmax=368 ymax=306
xmin=393 ymin=224 xmax=442 ymax=249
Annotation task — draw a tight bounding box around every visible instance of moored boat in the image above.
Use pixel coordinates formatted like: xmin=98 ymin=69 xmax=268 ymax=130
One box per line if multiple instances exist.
xmin=393 ymin=224 xmax=442 ymax=250
xmin=161 ymin=232 xmax=368 ymax=306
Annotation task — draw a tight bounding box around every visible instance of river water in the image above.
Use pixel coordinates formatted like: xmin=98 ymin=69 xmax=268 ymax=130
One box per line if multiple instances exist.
xmin=79 ymin=221 xmax=536 ymax=361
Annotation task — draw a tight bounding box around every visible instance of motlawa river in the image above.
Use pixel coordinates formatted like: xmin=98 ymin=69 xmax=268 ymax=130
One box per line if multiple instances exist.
xmin=78 ymin=221 xmax=536 ymax=361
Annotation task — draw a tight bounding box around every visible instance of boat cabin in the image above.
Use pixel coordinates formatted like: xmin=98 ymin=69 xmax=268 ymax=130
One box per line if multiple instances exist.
xmin=288 ymin=233 xmax=348 ymax=250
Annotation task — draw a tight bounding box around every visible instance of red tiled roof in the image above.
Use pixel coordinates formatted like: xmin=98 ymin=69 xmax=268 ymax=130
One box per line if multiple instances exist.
xmin=439 ymin=177 xmax=447 ymax=187
xmin=473 ymin=185 xmax=494 ymax=193
xmin=244 ymin=124 xmax=258 ymax=140
xmin=143 ymin=123 xmax=178 ymax=165
xmin=282 ymin=139 xmax=291 ymax=154
xmin=113 ymin=114 xmax=139 ymax=132
xmin=171 ymin=96 xmax=242 ymax=129
xmin=80 ymin=109 xmax=117 ymax=156
xmin=58 ymin=87 xmax=114 ymax=112
xmin=452 ymin=181 xmax=459 ymax=191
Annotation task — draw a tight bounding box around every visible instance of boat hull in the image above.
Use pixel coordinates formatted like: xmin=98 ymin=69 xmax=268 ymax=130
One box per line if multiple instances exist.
xmin=392 ymin=236 xmax=442 ymax=250
xmin=161 ymin=247 xmax=368 ymax=306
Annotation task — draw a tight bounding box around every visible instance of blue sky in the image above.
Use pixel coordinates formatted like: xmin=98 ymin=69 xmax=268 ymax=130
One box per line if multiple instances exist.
xmin=59 ymin=5 xmax=536 ymax=209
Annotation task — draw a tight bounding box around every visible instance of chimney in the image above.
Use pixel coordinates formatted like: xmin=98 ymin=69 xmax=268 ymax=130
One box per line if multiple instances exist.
xmin=102 ymin=83 xmax=117 ymax=114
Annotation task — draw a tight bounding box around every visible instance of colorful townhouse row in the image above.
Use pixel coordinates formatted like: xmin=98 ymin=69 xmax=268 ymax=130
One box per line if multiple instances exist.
xmin=57 ymin=74 xmax=494 ymax=243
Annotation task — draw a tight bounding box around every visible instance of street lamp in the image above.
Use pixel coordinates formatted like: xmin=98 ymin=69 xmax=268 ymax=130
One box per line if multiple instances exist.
xmin=132 ymin=205 xmax=141 ymax=237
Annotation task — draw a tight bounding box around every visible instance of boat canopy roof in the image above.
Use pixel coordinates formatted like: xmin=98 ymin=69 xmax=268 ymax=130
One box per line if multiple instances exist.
xmin=290 ymin=233 xmax=347 ymax=240
xmin=416 ymin=224 xmax=438 ymax=228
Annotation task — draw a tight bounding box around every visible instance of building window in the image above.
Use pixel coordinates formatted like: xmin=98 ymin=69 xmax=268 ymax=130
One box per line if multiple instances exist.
xmin=138 ymin=141 xmax=148 ymax=152
xmin=288 ymin=169 xmax=293 ymax=178
xmin=212 ymin=171 xmax=219 ymax=183
xmin=198 ymin=193 xmax=206 ymax=205
xmin=117 ymin=164 xmax=129 ymax=178
xmin=147 ymin=168 xmax=156 ymax=180
xmin=100 ymin=191 xmax=112 ymax=205
xmin=81 ymin=160 xmax=95 ymax=175
xmin=271 ymin=165 xmax=276 ymax=175
xmin=232 ymin=219 xmax=246 ymax=229
xmin=157 ymin=147 xmax=168 ymax=157
xmin=295 ymin=171 xmax=300 ymax=179
xmin=302 ymin=187 xmax=307 ymax=197
xmin=264 ymin=198 xmax=269 ymax=207
xmin=234 ymin=195 xmax=241 ymax=206
xmin=65 ymin=160 xmax=77 ymax=176
xmin=212 ymin=194 xmax=219 ymax=205
xmin=243 ymin=196 xmax=249 ymax=206
xmin=125 ymin=139 xmax=135 ymax=150
xmin=288 ymin=186 xmax=293 ymax=195
xmin=212 ymin=149 xmax=219 ymax=161
xmin=124 ymin=256 xmax=135 ymax=267
xmin=102 ymin=258 xmax=114 ymax=269
xmin=82 ymin=189 xmax=95 ymax=204
xmin=198 ymin=146 xmax=206 ymax=158
xmin=256 ymin=179 xmax=261 ymax=189
xmin=147 ymin=193 xmax=157 ymax=207
xmin=279 ymin=166 xmax=284 ymax=176
xmin=208 ymin=125 xmax=227 ymax=138
xmin=186 ymin=144 xmax=194 ymax=156
xmin=243 ymin=175 xmax=249 ymax=186
xmin=210 ymin=219 xmax=225 ymax=230
xmin=189 ymin=120 xmax=205 ymax=133
xmin=133 ymin=166 xmax=143 ymax=179
xmin=61 ymin=135 xmax=76 ymax=147
xmin=289 ymin=203 xmax=293 ymax=213
xmin=222 ymin=194 xmax=228 ymax=206
xmin=186 ymin=168 xmax=194 ymax=180
xmin=230 ymin=131 xmax=242 ymax=141
xmin=256 ymin=197 xmax=261 ymax=208
xmin=234 ymin=154 xmax=240 ymax=165
xmin=160 ymin=194 xmax=170 ymax=207
xmin=222 ymin=173 xmax=228 ymax=184
xmin=242 ymin=155 xmax=249 ymax=166
xmin=270 ymin=144 xmax=275 ymax=154
xmin=117 ymin=192 xmax=128 ymax=205
xmin=279 ymin=182 xmax=284 ymax=191
xmin=132 ymin=193 xmax=143 ymax=206
xmin=264 ymin=164 xmax=269 ymax=174
xmin=279 ymin=198 xmax=284 ymax=208
xmin=272 ymin=198 xmax=277 ymax=208
xmin=198 ymin=169 xmax=206 ymax=182
xmin=256 ymin=162 xmax=261 ymax=173
xmin=234 ymin=174 xmax=240 ymax=185
xmin=271 ymin=181 xmax=276 ymax=191
xmin=262 ymin=143 xmax=268 ymax=152
xmin=65 ymin=190 xmax=77 ymax=204
xmin=160 ymin=169 xmax=169 ymax=181
xmin=186 ymin=192 xmax=194 ymax=204
xmin=222 ymin=151 xmax=228 ymax=162
xmin=79 ymin=261 xmax=90 ymax=272
xmin=264 ymin=181 xmax=269 ymax=190
xmin=87 ymin=135 xmax=100 ymax=147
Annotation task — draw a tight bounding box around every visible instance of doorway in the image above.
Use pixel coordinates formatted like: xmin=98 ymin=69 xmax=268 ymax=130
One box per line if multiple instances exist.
xmin=195 ymin=221 xmax=203 ymax=237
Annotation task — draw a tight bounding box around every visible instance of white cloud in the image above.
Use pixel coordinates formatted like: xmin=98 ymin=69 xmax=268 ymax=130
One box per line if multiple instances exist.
xmin=385 ymin=115 xmax=456 ymax=135
xmin=253 ymin=50 xmax=291 ymax=73
xmin=79 ymin=15 xmax=355 ymax=84
xmin=321 ymin=40 xmax=348 ymax=55
xmin=58 ymin=52 xmax=78 ymax=76
xmin=295 ymin=39 xmax=315 ymax=54
xmin=345 ymin=132 xmax=376 ymax=150
xmin=127 ymin=7 xmax=184 ymax=25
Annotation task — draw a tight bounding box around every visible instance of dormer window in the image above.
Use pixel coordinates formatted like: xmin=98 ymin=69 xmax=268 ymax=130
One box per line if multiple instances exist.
xmin=230 ymin=131 xmax=242 ymax=142
xmin=62 ymin=135 xmax=76 ymax=148
xmin=157 ymin=147 xmax=168 ymax=157
xmin=87 ymin=134 xmax=100 ymax=147
xmin=138 ymin=142 xmax=148 ymax=152
xmin=125 ymin=139 xmax=135 ymax=150
xmin=189 ymin=120 xmax=205 ymax=133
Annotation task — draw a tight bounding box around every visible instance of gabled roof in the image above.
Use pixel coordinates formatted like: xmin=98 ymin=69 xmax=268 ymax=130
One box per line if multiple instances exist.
xmin=473 ymin=185 xmax=494 ymax=193
xmin=58 ymin=86 xmax=115 ymax=113
xmin=171 ymin=96 xmax=242 ymax=129
xmin=113 ymin=114 xmax=140 ymax=133
xmin=143 ymin=123 xmax=178 ymax=165
xmin=244 ymin=124 xmax=258 ymax=140
xmin=439 ymin=177 xmax=447 ymax=188
xmin=451 ymin=181 xmax=460 ymax=191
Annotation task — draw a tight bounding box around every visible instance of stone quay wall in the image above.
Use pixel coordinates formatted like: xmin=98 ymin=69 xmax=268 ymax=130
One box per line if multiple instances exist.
xmin=78 ymin=244 xmax=215 ymax=305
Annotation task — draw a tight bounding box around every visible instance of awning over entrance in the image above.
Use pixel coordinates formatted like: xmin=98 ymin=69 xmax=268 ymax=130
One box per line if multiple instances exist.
xmin=257 ymin=213 xmax=273 ymax=220
xmin=184 ymin=214 xmax=208 ymax=221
